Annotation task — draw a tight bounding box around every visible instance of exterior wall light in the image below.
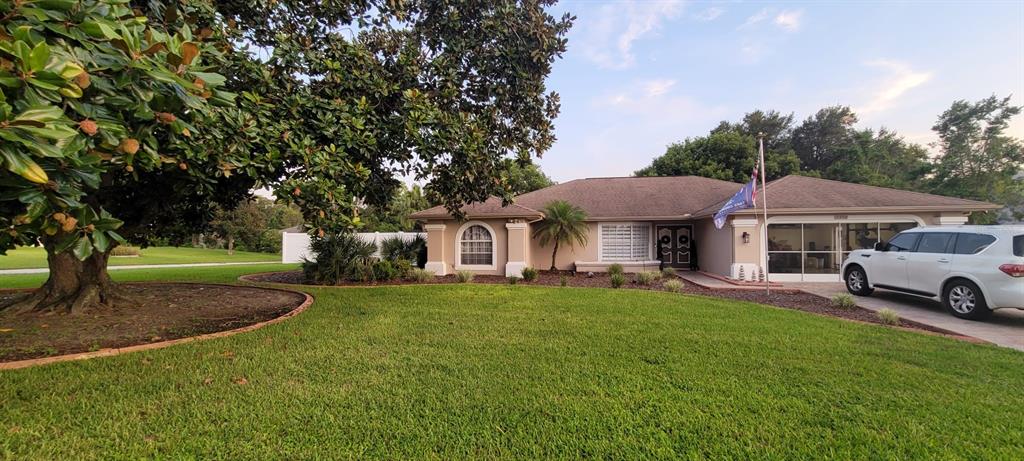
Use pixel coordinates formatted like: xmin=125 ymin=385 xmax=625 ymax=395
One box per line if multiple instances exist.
xmin=741 ymin=231 xmax=751 ymax=244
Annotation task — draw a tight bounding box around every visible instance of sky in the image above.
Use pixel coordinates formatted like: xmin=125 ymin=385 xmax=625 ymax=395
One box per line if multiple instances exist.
xmin=536 ymin=0 xmax=1024 ymax=182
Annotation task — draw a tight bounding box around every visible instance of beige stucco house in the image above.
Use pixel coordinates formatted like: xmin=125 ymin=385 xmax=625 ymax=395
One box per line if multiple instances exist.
xmin=409 ymin=175 xmax=1000 ymax=282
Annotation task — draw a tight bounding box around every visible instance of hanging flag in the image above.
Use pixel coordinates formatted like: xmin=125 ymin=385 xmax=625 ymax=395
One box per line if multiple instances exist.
xmin=713 ymin=166 xmax=759 ymax=230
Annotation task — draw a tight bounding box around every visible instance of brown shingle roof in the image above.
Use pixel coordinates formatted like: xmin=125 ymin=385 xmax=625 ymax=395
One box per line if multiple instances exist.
xmin=514 ymin=176 xmax=743 ymax=219
xmin=693 ymin=175 xmax=1001 ymax=217
xmin=408 ymin=196 xmax=544 ymax=220
xmin=410 ymin=175 xmax=1000 ymax=221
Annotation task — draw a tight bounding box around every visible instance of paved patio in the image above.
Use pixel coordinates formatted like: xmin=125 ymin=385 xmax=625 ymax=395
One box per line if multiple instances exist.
xmin=794 ymin=283 xmax=1024 ymax=352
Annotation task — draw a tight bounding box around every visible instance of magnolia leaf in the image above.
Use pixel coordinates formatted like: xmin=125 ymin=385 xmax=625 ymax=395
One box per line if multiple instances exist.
xmin=28 ymin=42 xmax=51 ymax=72
xmin=190 ymin=71 xmax=225 ymax=87
xmin=142 ymin=42 xmax=166 ymax=56
xmin=58 ymin=61 xmax=85 ymax=79
xmin=72 ymin=235 xmax=93 ymax=260
xmin=53 ymin=233 xmax=78 ymax=254
xmin=59 ymin=84 xmax=83 ymax=98
xmin=12 ymin=105 xmax=64 ymax=123
xmin=180 ymin=42 xmax=199 ymax=65
xmin=92 ymin=230 xmax=110 ymax=252
xmin=0 ymin=147 xmax=49 ymax=183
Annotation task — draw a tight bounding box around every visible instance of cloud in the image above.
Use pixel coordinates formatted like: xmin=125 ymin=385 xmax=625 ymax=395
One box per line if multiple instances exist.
xmin=857 ymin=60 xmax=933 ymax=115
xmin=694 ymin=7 xmax=724 ymax=22
xmin=596 ymin=79 xmax=680 ymax=107
xmin=773 ymin=9 xmax=803 ymax=32
xmin=642 ymin=79 xmax=677 ymax=97
xmin=738 ymin=8 xmax=770 ymax=29
xmin=579 ymin=0 xmax=685 ymax=69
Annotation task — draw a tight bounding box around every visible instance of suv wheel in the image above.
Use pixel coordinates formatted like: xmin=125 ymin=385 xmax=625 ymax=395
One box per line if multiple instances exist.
xmin=943 ymin=279 xmax=991 ymax=320
xmin=845 ymin=266 xmax=873 ymax=296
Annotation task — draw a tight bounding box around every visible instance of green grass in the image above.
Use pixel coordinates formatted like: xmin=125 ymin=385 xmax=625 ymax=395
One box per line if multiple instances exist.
xmin=0 ymin=246 xmax=279 ymax=270
xmin=2 ymin=268 xmax=1023 ymax=459
xmin=0 ymin=263 xmax=297 ymax=289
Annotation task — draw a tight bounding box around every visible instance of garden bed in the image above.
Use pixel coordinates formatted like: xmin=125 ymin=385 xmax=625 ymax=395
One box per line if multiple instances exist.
xmin=242 ymin=270 xmax=954 ymax=335
xmin=0 ymin=283 xmax=308 ymax=363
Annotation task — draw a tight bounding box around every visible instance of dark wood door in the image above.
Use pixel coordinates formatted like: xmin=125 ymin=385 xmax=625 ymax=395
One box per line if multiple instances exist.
xmin=657 ymin=225 xmax=692 ymax=268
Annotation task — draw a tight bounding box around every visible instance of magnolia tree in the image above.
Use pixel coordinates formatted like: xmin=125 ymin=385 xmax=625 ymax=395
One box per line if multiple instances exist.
xmin=212 ymin=0 xmax=573 ymax=233
xmin=0 ymin=1 xmax=252 ymax=312
xmin=1 ymin=0 xmax=572 ymax=313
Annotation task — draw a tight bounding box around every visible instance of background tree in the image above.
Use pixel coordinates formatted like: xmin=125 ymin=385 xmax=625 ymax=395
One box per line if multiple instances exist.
xmin=360 ymin=185 xmax=432 ymax=232
xmin=503 ymin=160 xmax=555 ymax=195
xmin=0 ymin=0 xmax=257 ymax=312
xmin=929 ymin=95 xmax=1024 ymax=223
xmin=635 ymin=130 xmax=799 ymax=181
xmin=824 ymin=128 xmax=932 ymax=191
xmin=532 ymin=200 xmax=588 ymax=271
xmin=211 ymin=197 xmax=303 ymax=254
xmin=790 ymin=106 xmax=859 ymax=173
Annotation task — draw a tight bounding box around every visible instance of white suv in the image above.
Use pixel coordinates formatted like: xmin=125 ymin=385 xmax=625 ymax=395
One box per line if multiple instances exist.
xmin=841 ymin=225 xmax=1024 ymax=320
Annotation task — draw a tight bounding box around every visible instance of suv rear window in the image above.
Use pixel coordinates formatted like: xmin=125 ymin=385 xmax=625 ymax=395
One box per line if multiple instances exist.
xmin=1014 ymin=235 xmax=1023 ymax=257
xmin=954 ymin=233 xmax=997 ymax=255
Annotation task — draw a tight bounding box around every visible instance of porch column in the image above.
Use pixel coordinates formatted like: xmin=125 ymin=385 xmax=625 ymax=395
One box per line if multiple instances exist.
xmin=505 ymin=221 xmax=529 ymax=277
xmin=423 ymin=223 xmax=448 ymax=275
xmin=730 ymin=217 xmax=761 ymax=281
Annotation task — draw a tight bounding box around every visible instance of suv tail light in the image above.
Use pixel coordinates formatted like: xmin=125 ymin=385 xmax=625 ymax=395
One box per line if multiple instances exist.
xmin=998 ymin=264 xmax=1024 ymax=277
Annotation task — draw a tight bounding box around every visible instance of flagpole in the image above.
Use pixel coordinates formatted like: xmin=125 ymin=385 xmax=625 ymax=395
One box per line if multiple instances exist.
xmin=758 ymin=133 xmax=770 ymax=296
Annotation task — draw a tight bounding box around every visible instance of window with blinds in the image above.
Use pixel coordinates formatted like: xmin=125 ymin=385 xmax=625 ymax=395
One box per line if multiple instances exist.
xmin=459 ymin=225 xmax=494 ymax=266
xmin=600 ymin=224 xmax=650 ymax=261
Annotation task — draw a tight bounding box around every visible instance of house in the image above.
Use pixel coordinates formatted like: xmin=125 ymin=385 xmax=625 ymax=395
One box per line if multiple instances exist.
xmin=408 ymin=175 xmax=1000 ymax=282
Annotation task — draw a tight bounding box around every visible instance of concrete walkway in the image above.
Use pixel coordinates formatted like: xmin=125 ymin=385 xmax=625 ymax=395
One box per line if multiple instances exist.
xmin=0 ymin=261 xmax=279 ymax=275
xmin=794 ymin=283 xmax=1024 ymax=352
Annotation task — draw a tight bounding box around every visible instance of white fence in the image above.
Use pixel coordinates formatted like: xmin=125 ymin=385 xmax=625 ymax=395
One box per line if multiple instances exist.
xmin=281 ymin=231 xmax=426 ymax=263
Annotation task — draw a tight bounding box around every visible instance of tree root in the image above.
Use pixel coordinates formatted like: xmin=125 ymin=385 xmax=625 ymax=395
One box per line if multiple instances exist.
xmin=0 ymin=283 xmax=133 ymax=315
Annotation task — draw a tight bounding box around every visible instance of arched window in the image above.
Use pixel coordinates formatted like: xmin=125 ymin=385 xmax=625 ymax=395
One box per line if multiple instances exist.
xmin=459 ymin=224 xmax=494 ymax=266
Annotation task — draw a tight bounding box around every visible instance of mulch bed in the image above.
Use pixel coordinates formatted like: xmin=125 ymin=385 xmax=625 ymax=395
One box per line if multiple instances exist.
xmin=0 ymin=283 xmax=307 ymax=363
xmin=244 ymin=270 xmax=953 ymax=335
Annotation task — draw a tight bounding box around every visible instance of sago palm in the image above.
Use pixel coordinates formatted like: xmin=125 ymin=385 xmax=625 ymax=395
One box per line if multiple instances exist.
xmin=533 ymin=200 xmax=589 ymax=271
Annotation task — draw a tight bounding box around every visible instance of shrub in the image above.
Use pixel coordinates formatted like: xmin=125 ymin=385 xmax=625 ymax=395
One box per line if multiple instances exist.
xmin=521 ymin=267 xmax=539 ymax=282
xmin=831 ymin=294 xmax=857 ymax=310
xmin=302 ymin=233 xmax=377 ymax=284
xmin=607 ymin=263 xmax=624 ymax=276
xmin=877 ymin=308 xmax=901 ymax=325
xmin=408 ymin=268 xmax=434 ymax=283
xmin=110 ymin=246 xmax=141 ymax=257
xmin=393 ymin=259 xmax=413 ymax=278
xmin=508 ymin=276 xmax=520 ymax=285
xmin=456 ymin=270 xmax=474 ymax=283
xmin=610 ymin=273 xmax=625 ymax=288
xmin=635 ymin=271 xmax=658 ymax=285
xmin=663 ymin=279 xmax=684 ymax=293
xmin=661 ymin=267 xmax=676 ymax=278
xmin=380 ymin=235 xmax=427 ymax=268
xmin=371 ymin=260 xmax=400 ymax=282
xmin=560 ymin=275 xmax=568 ymax=287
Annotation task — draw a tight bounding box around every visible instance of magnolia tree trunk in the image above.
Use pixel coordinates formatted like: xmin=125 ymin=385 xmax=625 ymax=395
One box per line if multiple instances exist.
xmin=2 ymin=236 xmax=126 ymax=314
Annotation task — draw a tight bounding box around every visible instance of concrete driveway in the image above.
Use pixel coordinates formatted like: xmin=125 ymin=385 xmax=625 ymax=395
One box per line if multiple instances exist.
xmin=795 ymin=283 xmax=1024 ymax=352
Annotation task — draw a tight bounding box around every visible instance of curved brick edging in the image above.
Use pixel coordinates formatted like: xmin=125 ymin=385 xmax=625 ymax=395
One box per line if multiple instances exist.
xmin=0 ymin=284 xmax=313 ymax=371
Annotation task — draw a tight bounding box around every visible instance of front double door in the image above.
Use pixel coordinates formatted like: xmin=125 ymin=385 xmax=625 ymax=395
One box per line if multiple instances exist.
xmin=656 ymin=225 xmax=692 ymax=268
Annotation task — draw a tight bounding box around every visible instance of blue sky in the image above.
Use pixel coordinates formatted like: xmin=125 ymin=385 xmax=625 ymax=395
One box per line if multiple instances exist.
xmin=536 ymin=0 xmax=1024 ymax=182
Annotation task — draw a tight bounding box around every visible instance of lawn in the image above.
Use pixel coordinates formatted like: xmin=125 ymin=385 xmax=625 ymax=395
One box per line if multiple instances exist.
xmin=2 ymin=268 xmax=1023 ymax=458
xmin=0 ymin=246 xmax=279 ymax=270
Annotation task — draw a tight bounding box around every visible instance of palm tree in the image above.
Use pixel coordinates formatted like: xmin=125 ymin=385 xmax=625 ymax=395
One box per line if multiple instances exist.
xmin=533 ymin=200 xmax=589 ymax=271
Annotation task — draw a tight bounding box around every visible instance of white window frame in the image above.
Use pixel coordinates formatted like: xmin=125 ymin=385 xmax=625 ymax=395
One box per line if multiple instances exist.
xmin=597 ymin=222 xmax=653 ymax=262
xmin=455 ymin=221 xmax=497 ymax=271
